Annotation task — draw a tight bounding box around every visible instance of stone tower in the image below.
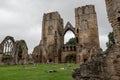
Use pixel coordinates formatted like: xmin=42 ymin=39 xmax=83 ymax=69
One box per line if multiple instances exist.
xmin=41 ymin=12 xmax=63 ymax=63
xmin=105 ymin=0 xmax=120 ymax=45
xmin=75 ymin=5 xmax=100 ymax=63
xmin=75 ymin=5 xmax=100 ymax=49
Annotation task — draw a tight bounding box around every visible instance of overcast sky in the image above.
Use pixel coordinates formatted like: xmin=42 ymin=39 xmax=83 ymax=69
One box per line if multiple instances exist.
xmin=0 ymin=0 xmax=112 ymax=53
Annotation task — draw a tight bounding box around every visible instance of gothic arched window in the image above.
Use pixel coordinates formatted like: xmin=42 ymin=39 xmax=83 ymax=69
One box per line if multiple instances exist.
xmin=3 ymin=39 xmax=14 ymax=55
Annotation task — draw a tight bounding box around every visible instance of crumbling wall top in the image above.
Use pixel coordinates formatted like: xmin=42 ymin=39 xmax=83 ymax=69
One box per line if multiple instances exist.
xmin=15 ymin=40 xmax=28 ymax=50
xmin=75 ymin=5 xmax=96 ymax=16
xmin=43 ymin=11 xmax=62 ymax=20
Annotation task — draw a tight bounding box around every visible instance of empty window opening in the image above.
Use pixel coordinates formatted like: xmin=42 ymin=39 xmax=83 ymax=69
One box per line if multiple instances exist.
xmin=117 ymin=17 xmax=120 ymax=22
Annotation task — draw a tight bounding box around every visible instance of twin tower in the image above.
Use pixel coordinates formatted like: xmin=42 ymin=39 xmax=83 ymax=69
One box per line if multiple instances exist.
xmin=33 ymin=5 xmax=100 ymax=63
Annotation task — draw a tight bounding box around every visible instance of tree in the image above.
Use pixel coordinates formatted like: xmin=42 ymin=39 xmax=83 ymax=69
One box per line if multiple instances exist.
xmin=66 ymin=37 xmax=76 ymax=45
xmin=106 ymin=32 xmax=115 ymax=48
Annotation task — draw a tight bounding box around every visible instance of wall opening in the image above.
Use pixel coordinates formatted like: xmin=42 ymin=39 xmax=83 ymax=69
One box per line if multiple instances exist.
xmin=118 ymin=11 xmax=120 ymax=13
xmin=3 ymin=39 xmax=14 ymax=55
xmin=117 ymin=17 xmax=120 ymax=22
xmin=77 ymin=28 xmax=79 ymax=33
xmin=64 ymin=30 xmax=76 ymax=45
xmin=65 ymin=55 xmax=76 ymax=63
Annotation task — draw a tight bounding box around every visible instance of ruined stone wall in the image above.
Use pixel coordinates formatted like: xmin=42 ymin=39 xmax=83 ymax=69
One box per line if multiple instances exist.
xmin=32 ymin=45 xmax=42 ymax=63
xmin=0 ymin=36 xmax=29 ymax=65
xmin=32 ymin=5 xmax=100 ymax=64
xmin=75 ymin=5 xmax=100 ymax=49
xmin=0 ymin=36 xmax=15 ymax=65
xmin=73 ymin=45 xmax=120 ymax=80
xmin=105 ymin=0 xmax=120 ymax=79
xmin=73 ymin=1 xmax=120 ymax=80
xmin=105 ymin=0 xmax=120 ymax=45
xmin=41 ymin=12 xmax=63 ymax=63
xmin=73 ymin=49 xmax=108 ymax=80
xmin=14 ymin=40 xmax=28 ymax=64
xmin=75 ymin=5 xmax=100 ymax=64
xmin=106 ymin=45 xmax=120 ymax=80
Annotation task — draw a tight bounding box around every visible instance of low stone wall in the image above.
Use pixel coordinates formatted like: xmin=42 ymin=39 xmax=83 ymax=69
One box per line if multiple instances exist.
xmin=72 ymin=45 xmax=120 ymax=80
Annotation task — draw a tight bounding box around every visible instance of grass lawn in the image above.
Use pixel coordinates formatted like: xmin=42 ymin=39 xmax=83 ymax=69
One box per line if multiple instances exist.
xmin=0 ymin=63 xmax=79 ymax=80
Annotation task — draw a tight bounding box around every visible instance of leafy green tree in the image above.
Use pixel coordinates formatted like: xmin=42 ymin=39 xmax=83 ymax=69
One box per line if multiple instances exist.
xmin=106 ymin=32 xmax=115 ymax=48
xmin=66 ymin=37 xmax=76 ymax=45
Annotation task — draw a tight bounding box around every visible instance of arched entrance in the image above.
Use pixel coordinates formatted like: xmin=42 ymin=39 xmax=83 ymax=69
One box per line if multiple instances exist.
xmin=65 ymin=55 xmax=76 ymax=63
xmin=61 ymin=22 xmax=77 ymax=63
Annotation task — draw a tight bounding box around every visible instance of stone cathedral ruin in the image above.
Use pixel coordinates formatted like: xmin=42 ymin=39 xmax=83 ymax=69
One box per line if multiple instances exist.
xmin=32 ymin=5 xmax=100 ymax=64
xmin=0 ymin=0 xmax=120 ymax=79
xmin=0 ymin=36 xmax=28 ymax=65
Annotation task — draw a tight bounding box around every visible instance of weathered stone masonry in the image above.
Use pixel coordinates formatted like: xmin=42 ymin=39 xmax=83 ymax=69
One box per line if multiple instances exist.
xmin=0 ymin=36 xmax=29 ymax=65
xmin=72 ymin=0 xmax=120 ymax=80
xmin=32 ymin=5 xmax=100 ymax=64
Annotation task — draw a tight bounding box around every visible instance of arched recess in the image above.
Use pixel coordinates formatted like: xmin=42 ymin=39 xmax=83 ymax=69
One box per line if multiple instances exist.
xmin=14 ymin=40 xmax=28 ymax=64
xmin=15 ymin=40 xmax=28 ymax=58
xmin=65 ymin=55 xmax=76 ymax=63
xmin=1 ymin=36 xmax=15 ymax=55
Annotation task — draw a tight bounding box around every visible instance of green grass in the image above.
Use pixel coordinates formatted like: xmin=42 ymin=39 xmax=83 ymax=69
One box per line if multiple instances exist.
xmin=0 ymin=63 xmax=79 ymax=80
